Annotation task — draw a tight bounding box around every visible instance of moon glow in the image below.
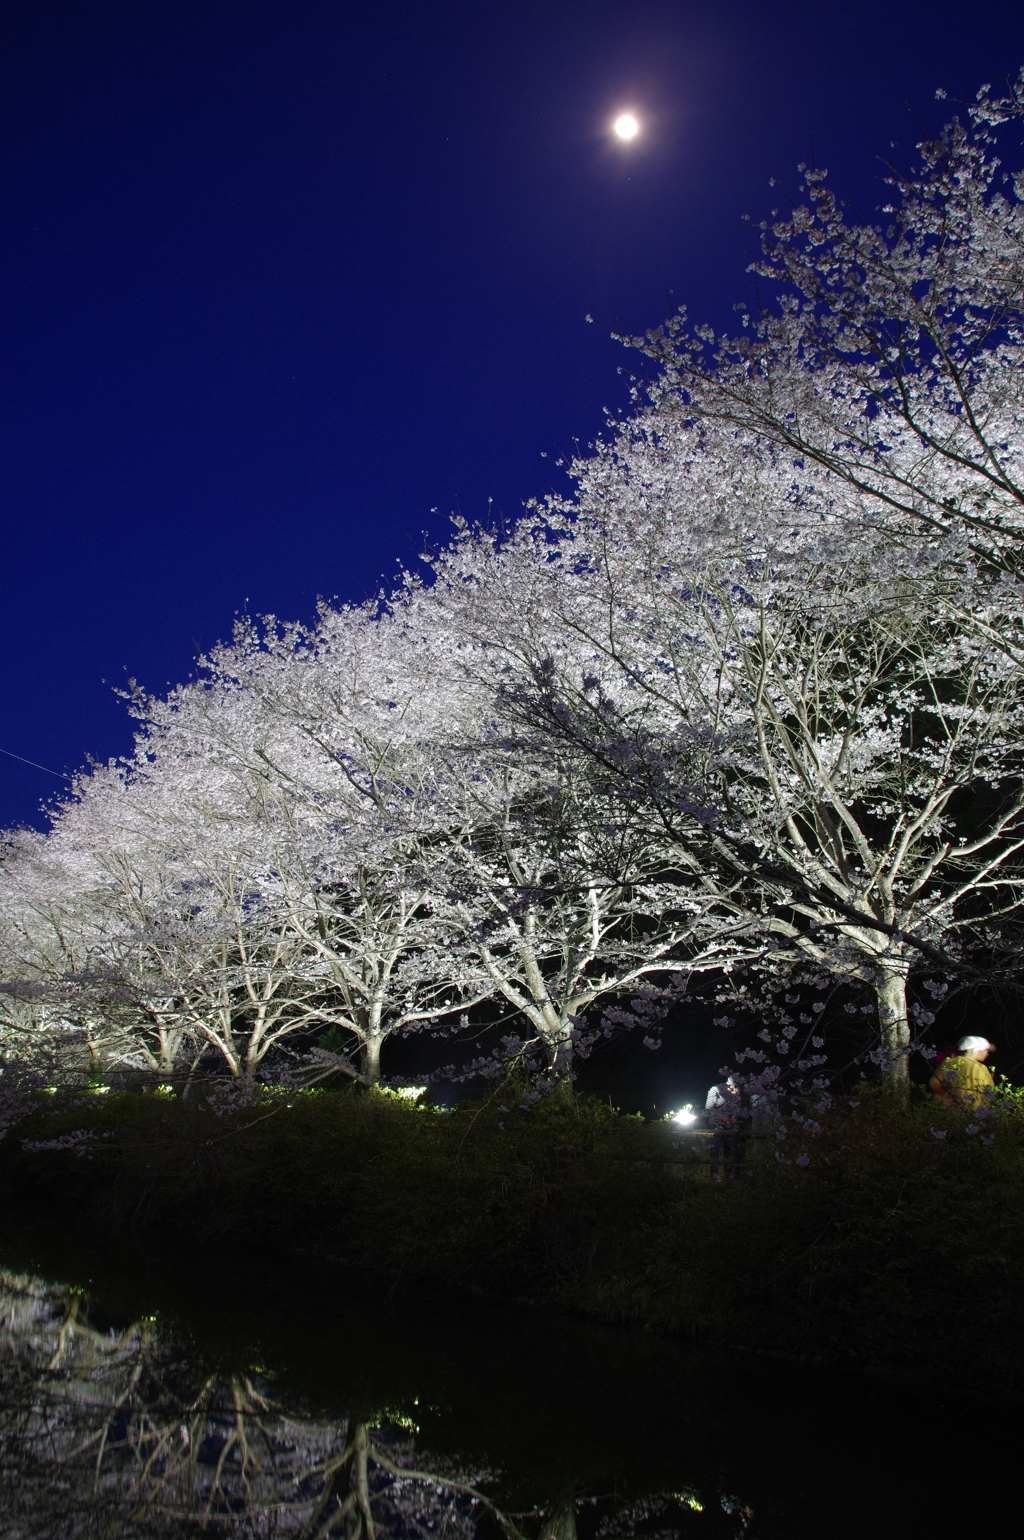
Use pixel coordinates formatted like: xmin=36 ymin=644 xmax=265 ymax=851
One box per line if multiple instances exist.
xmin=613 ymin=113 xmax=640 ymax=140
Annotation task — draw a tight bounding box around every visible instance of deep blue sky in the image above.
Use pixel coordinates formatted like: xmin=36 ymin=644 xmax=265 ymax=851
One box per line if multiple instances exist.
xmin=2 ymin=0 xmax=1023 ymax=829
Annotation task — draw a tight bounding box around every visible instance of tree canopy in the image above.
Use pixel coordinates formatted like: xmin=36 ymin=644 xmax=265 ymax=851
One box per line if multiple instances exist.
xmin=4 ymin=75 xmax=1024 ymax=1099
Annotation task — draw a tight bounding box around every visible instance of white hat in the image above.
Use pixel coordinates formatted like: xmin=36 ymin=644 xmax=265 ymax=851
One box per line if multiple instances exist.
xmin=958 ymin=1035 xmax=994 ymax=1052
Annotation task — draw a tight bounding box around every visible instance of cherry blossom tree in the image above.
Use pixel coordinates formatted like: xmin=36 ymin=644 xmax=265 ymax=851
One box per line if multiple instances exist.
xmin=150 ymin=603 xmax=765 ymax=1081
xmin=130 ymin=608 xmax=495 ymax=1083
xmin=0 ymin=754 xmax=328 ymax=1081
xmin=386 ymin=75 xmax=1024 ymax=1091
xmin=626 ymin=72 xmax=1024 ymax=570
xmin=1 ymin=609 xmax=500 ymax=1087
xmin=422 ymin=742 xmax=765 ymax=1074
xmin=9 ymin=68 xmax=1024 ymax=1103
xmin=412 ymin=409 xmax=1024 ymax=1088
xmin=0 ymin=824 xmax=147 ymax=1078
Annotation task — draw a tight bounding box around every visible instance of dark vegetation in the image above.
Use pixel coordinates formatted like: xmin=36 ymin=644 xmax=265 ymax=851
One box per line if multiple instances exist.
xmin=3 ymin=1084 xmax=1023 ymax=1399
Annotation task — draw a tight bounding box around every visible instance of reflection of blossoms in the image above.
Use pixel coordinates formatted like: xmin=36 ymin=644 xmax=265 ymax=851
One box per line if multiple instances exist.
xmin=0 ymin=1268 xmax=499 ymax=1540
xmin=0 ymin=1268 xmax=758 ymax=1540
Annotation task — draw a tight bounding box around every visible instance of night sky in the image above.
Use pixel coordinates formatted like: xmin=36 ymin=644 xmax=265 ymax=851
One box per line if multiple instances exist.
xmin=2 ymin=0 xmax=1023 ymax=830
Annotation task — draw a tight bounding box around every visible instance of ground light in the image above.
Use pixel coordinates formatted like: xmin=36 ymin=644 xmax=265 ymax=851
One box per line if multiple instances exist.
xmin=669 ymin=1104 xmax=697 ymax=1127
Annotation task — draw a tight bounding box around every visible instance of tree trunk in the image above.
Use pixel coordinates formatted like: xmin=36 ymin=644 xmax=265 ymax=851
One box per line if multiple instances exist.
xmin=350 ymin=1422 xmax=375 ymax=1540
xmin=539 ymin=1506 xmax=577 ymax=1540
xmin=541 ymin=1027 xmax=573 ymax=1080
xmin=874 ymin=962 xmax=910 ymax=1099
xmin=360 ymin=1035 xmax=382 ymax=1086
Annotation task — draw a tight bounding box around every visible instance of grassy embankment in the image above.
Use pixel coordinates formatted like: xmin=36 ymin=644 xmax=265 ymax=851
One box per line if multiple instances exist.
xmin=2 ymin=1083 xmax=1022 ymax=1395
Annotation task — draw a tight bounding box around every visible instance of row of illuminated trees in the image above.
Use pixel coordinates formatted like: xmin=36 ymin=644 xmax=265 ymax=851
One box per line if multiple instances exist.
xmin=4 ymin=76 xmax=1024 ymax=1095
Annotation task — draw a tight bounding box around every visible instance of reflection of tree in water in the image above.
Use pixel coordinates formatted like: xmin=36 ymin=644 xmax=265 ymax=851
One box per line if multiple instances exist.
xmin=0 ymin=1269 xmax=505 ymax=1539
xmin=0 ymin=1270 xmax=751 ymax=1539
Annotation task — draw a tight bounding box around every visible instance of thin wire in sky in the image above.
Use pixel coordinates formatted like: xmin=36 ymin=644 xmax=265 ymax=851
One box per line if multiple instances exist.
xmin=0 ymin=746 xmax=72 ymax=781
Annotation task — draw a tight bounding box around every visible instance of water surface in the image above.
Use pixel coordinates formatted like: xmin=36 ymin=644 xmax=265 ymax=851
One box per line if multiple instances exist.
xmin=0 ymin=1217 xmax=1009 ymax=1538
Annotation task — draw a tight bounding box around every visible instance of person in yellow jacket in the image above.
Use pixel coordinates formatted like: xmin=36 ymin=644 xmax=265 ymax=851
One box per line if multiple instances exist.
xmin=929 ymin=1036 xmax=997 ymax=1110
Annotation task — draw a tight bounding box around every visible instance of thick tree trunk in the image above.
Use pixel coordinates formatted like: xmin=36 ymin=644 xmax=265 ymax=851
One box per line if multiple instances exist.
xmin=874 ymin=962 xmax=910 ymax=1098
xmin=84 ymin=1024 xmax=104 ymax=1082
xmin=539 ymin=1507 xmax=577 ymax=1540
xmin=541 ymin=1027 xmax=573 ymax=1079
xmin=360 ymin=1035 xmax=383 ymax=1086
xmin=350 ymin=1421 xmax=375 ymax=1540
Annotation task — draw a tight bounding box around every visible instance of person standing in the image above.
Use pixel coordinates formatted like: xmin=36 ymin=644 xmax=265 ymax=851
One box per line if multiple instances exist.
xmin=929 ymin=1036 xmax=997 ymax=1110
xmin=706 ymin=1075 xmax=745 ymax=1179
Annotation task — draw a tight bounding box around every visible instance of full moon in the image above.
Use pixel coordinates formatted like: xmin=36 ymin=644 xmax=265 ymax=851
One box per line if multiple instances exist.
xmin=613 ymin=113 xmax=639 ymax=140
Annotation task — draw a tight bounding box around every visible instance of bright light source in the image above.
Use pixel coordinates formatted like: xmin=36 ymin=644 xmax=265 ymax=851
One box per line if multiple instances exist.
xmin=613 ymin=113 xmax=640 ymax=141
xmin=671 ymin=1105 xmax=697 ymax=1127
